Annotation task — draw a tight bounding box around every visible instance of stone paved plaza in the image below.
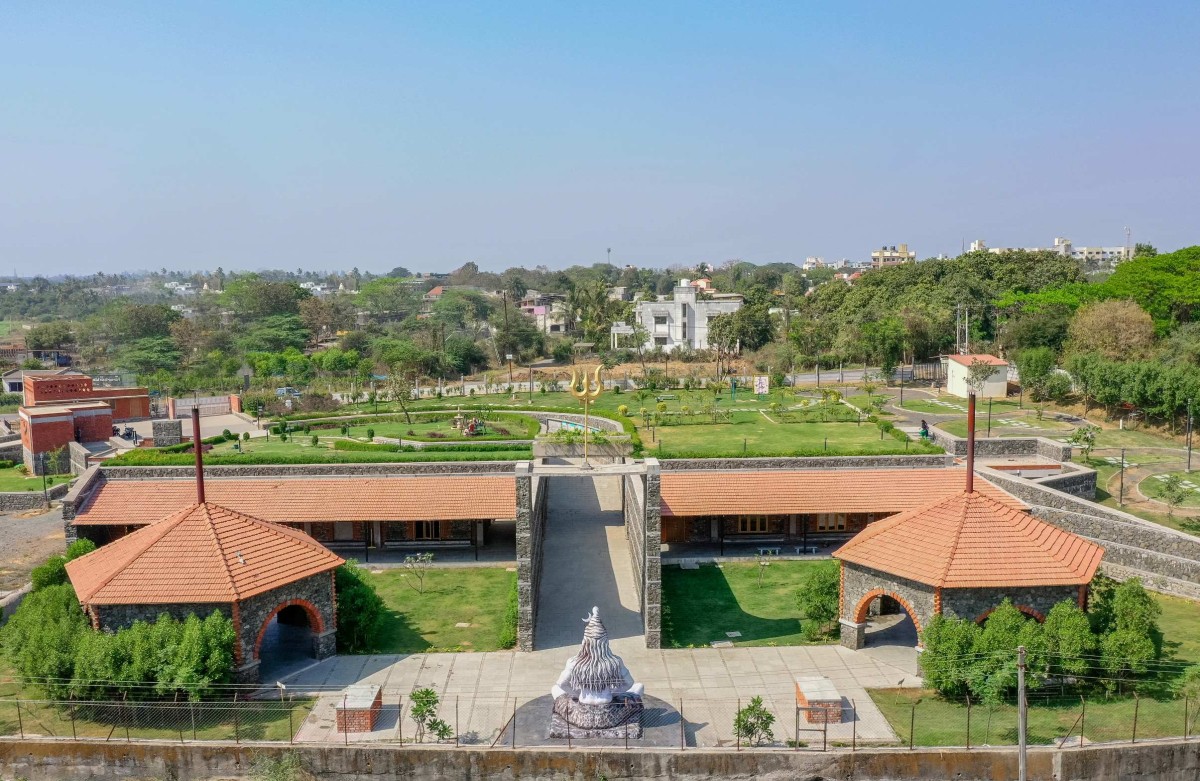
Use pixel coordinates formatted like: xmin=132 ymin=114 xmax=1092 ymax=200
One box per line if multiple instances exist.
xmin=288 ymin=473 xmax=919 ymax=747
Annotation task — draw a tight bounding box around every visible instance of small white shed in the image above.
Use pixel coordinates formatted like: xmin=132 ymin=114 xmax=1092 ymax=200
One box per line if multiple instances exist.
xmin=945 ymin=354 xmax=1008 ymax=399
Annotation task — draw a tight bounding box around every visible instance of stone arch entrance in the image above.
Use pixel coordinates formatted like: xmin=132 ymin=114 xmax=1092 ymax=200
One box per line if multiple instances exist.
xmin=255 ymin=599 xmax=325 ymax=675
xmin=852 ymin=588 xmax=922 ymax=649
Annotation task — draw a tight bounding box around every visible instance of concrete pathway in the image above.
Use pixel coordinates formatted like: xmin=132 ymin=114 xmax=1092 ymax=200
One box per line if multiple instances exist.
xmin=533 ymin=474 xmax=642 ymax=650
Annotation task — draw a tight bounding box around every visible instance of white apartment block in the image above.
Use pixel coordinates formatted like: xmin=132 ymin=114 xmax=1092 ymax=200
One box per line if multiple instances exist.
xmin=870 ymin=244 xmax=916 ymax=269
xmin=628 ymin=280 xmax=742 ymax=352
xmin=971 ymin=237 xmax=1131 ymax=265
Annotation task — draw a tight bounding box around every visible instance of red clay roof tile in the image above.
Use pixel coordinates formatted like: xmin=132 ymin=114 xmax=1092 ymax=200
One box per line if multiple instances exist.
xmin=65 ymin=502 xmax=345 ymax=605
xmin=833 ymin=491 xmax=1103 ymax=588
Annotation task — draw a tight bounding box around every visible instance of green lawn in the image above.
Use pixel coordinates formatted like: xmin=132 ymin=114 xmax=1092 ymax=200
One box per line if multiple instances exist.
xmin=1139 ymin=470 xmax=1200 ymax=509
xmin=899 ymin=396 xmax=1023 ymax=416
xmin=871 ymin=592 xmax=1200 ymax=746
xmin=936 ymin=415 xmax=1074 ymax=438
xmin=1080 ymin=457 xmax=1200 ymax=536
xmin=650 ymin=413 xmax=938 ymax=457
xmin=661 ymin=560 xmax=838 ymax=648
xmin=110 ymin=437 xmax=531 ymax=466
xmin=1092 ymin=427 xmax=1188 ymax=449
xmin=365 ymin=566 xmax=516 ymax=653
xmin=0 ymin=466 xmax=72 ymax=493
xmin=342 ymin=415 xmax=539 ymax=442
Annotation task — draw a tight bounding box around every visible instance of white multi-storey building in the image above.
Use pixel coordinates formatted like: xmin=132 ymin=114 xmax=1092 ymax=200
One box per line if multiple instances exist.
xmin=624 ymin=279 xmax=743 ymax=352
xmin=971 ymin=237 xmax=1131 ymax=265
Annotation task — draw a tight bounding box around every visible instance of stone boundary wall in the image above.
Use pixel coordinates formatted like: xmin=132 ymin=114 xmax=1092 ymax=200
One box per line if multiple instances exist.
xmin=977 ymin=465 xmax=1200 ymax=596
xmin=514 ymin=462 xmax=546 ymax=652
xmin=0 ymin=481 xmax=69 ymax=512
xmin=68 ymin=441 xmax=90 ymax=475
xmin=7 ymin=735 xmax=1200 ymax=781
xmin=279 ymin=408 xmax=626 ymax=433
xmin=0 ymin=441 xmax=21 ymax=461
xmin=929 ymin=428 xmax=1072 ymax=462
xmin=98 ymin=462 xmax=517 ymax=480
xmin=0 ymin=584 xmax=31 ymax=626
xmin=621 ymin=460 xmax=662 ymax=648
xmin=624 ymin=471 xmax=646 ymax=608
xmin=660 ymin=454 xmax=953 ymax=471
xmin=1032 ymin=464 xmax=1097 ymax=499
xmin=534 ymin=439 xmax=633 ymax=461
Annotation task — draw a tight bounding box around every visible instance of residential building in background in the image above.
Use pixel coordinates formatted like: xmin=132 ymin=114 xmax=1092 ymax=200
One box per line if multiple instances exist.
xmin=944 ymin=354 xmax=1009 ymax=399
xmin=518 ymin=290 xmax=570 ymax=334
xmin=628 ymin=279 xmax=742 ymax=351
xmin=970 ymin=237 xmax=1132 ymax=265
xmin=870 ymin=244 xmax=916 ymax=269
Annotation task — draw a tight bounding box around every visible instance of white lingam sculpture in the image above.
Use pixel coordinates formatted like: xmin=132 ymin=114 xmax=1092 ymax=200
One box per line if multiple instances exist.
xmin=552 ymin=606 xmax=644 ymax=706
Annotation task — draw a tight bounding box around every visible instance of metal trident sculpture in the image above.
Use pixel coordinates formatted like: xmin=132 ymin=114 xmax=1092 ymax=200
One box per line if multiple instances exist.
xmin=569 ymin=365 xmax=603 ymax=467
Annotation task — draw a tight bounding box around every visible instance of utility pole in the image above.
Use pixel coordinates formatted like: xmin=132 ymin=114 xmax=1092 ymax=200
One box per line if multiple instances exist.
xmin=501 ymin=292 xmax=513 ymax=386
xmin=987 ymin=397 xmax=993 ymax=437
xmin=1017 ymin=646 xmax=1028 ymax=781
xmin=1188 ymin=399 xmax=1194 ymax=473
xmin=1119 ymin=447 xmax=1126 ymax=506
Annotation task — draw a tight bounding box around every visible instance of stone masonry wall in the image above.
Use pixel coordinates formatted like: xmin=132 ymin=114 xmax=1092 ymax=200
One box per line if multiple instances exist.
xmin=941 ymin=585 xmax=1082 ymax=623
xmin=0 ymin=481 xmax=70 ymax=512
xmin=623 ymin=472 xmax=646 ymax=609
xmin=152 ymin=419 xmax=183 ymax=446
xmin=514 ymin=462 xmax=545 ymax=652
xmin=1033 ymin=467 xmax=1097 ymax=499
xmin=99 ymin=462 xmax=516 ymax=480
xmin=928 ymin=428 xmax=1072 ymax=462
xmin=642 ymin=460 xmax=662 ymax=649
xmin=659 ymin=454 xmax=952 ymax=471
xmin=840 ymin=563 xmax=937 ymax=635
xmin=237 ymin=571 xmax=338 ymax=675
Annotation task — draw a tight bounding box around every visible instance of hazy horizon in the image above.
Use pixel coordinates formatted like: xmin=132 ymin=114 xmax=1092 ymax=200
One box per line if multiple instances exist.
xmin=3 ymin=2 xmax=1198 ymax=275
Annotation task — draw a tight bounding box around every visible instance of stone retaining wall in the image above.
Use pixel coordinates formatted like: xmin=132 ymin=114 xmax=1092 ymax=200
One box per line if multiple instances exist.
xmin=0 ymin=441 xmax=22 ymax=461
xmin=99 ymin=462 xmax=517 ymax=480
xmin=68 ymin=442 xmax=90 ymax=475
xmin=0 ymin=481 xmax=70 ymax=512
xmin=1032 ymin=465 xmax=1097 ymax=499
xmin=929 ymin=428 xmax=1073 ymax=461
xmin=660 ymin=454 xmax=953 ymax=471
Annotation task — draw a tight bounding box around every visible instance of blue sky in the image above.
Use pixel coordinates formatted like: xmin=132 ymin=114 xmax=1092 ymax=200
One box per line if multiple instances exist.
xmin=2 ymin=2 xmax=1197 ymax=274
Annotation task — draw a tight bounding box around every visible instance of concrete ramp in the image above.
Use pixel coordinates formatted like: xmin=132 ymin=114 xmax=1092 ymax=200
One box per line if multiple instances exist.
xmin=533 ymin=474 xmax=643 ymax=650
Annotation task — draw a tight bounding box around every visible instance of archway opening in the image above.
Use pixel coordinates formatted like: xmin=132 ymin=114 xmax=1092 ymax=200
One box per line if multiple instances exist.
xmin=856 ymin=593 xmax=920 ymax=649
xmin=257 ymin=602 xmax=319 ymax=678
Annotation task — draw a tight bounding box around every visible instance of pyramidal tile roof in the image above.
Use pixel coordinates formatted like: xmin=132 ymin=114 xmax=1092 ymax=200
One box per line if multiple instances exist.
xmin=833 ymin=491 xmax=1103 ymax=588
xmin=66 ymin=502 xmax=345 ymax=605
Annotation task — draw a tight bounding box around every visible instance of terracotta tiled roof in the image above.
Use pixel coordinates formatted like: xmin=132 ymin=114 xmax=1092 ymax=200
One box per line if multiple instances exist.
xmin=72 ymin=475 xmax=517 ymax=526
xmin=833 ymin=491 xmax=1103 ymax=588
xmin=65 ymin=502 xmax=345 ymax=605
xmin=947 ymin=353 xmax=1007 ymax=367
xmin=659 ymin=468 xmax=1024 ymax=517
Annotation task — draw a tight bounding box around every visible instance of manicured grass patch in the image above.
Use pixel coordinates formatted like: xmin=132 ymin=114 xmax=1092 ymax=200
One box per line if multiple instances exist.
xmin=936 ymin=416 xmax=1073 ymax=438
xmin=1092 ymin=427 xmax=1188 ymax=449
xmin=367 ymin=566 xmax=517 ymax=653
xmin=661 ymin=561 xmax=838 ymax=648
xmin=1139 ymin=470 xmax=1200 ymax=508
xmin=651 ymin=415 xmax=937 ymax=458
xmin=845 ymin=394 xmax=891 ymax=415
xmin=899 ymin=396 xmax=1023 ymax=416
xmin=1081 ymin=458 xmax=1200 ymax=536
xmin=0 ymin=467 xmax=71 ymax=493
xmin=871 ymin=592 xmax=1200 ymax=746
xmin=345 ymin=415 xmax=539 ymax=441
xmin=870 ymin=687 xmax=1188 ymax=746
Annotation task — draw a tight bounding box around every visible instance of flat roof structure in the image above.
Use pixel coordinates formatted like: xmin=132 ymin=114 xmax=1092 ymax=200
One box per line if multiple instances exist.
xmin=659 ymin=468 xmax=1025 ymax=518
xmin=71 ymin=474 xmax=518 ymax=526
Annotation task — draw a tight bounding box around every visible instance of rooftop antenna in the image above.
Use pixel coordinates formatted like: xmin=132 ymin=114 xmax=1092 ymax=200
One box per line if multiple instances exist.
xmin=1124 ymin=226 xmax=1131 ymax=259
xmin=955 ymin=304 xmax=970 ymax=355
xmin=192 ymin=406 xmax=206 ymax=503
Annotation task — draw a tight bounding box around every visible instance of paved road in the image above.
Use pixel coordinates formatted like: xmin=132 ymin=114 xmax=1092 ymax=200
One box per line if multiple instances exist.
xmin=533 ymin=475 xmax=642 ymax=650
xmin=0 ymin=504 xmax=65 ymax=595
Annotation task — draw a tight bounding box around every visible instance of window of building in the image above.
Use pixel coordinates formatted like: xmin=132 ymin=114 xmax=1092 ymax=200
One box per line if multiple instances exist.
xmin=654 ymin=336 xmax=668 ymax=346
xmin=334 ymin=522 xmax=356 ymax=541
xmin=815 ymin=513 xmax=846 ymax=531
xmin=654 ymin=315 xmax=668 ymax=326
xmin=414 ymin=521 xmax=441 ymax=540
xmin=738 ymin=516 xmax=768 ymax=534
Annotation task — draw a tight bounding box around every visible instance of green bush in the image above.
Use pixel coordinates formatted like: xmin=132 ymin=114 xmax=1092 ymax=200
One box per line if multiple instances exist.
xmin=335 ymin=560 xmax=386 ymax=653
xmin=499 ymin=576 xmax=519 ymax=649
xmin=366 ymin=428 xmax=375 ymax=439
xmin=107 ymin=447 xmax=533 ymax=466
xmin=66 ymin=538 xmax=97 ymax=560
xmin=310 ymin=434 xmax=319 ymax=446
xmin=30 ymin=557 xmax=68 ymax=591
xmin=0 ymin=459 xmax=15 ymax=469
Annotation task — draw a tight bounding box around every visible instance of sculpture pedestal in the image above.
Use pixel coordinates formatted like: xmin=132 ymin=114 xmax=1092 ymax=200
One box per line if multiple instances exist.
xmin=549 ymin=694 xmax=643 ymax=739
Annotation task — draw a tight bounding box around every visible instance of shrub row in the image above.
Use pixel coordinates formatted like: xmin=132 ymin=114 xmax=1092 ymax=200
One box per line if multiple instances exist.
xmin=655 ymin=441 xmax=943 ymax=459
xmin=331 ymin=440 xmax=533 ymax=454
xmin=107 ymin=448 xmax=533 ymax=466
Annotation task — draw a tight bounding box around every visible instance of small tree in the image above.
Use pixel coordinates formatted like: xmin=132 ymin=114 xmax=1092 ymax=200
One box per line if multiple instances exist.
xmin=919 ymin=615 xmax=981 ymax=698
xmin=1068 ymin=425 xmax=1100 ymax=461
xmin=409 ymin=688 xmax=453 ymax=742
xmin=403 ymin=552 xmax=435 ymax=594
xmin=733 ymin=695 xmax=775 ymax=747
xmin=795 ymin=564 xmax=839 ymax=640
xmin=1159 ymin=474 xmax=1189 ymax=520
xmin=965 ymin=358 xmax=996 ymax=397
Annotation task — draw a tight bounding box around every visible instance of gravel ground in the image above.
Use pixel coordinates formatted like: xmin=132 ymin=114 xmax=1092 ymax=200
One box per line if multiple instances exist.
xmin=0 ymin=504 xmax=65 ymax=595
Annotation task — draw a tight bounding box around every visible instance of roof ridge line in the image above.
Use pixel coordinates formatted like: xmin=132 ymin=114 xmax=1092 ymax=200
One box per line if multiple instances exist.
xmin=200 ymin=503 xmax=242 ymax=601
xmin=936 ymin=492 xmax=970 ymax=589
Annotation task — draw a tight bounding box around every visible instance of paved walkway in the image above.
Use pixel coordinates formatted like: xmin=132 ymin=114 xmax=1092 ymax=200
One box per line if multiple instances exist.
xmin=534 ymin=475 xmax=642 ymax=650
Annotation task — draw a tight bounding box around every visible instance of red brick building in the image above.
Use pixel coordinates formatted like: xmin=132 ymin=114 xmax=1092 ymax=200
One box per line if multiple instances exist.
xmin=19 ymin=402 xmax=113 ymax=474
xmin=23 ymin=375 xmax=150 ymax=421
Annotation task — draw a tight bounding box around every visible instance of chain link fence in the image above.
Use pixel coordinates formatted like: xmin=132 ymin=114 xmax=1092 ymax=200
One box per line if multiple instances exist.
xmin=2 ymin=692 xmax=1196 ymax=750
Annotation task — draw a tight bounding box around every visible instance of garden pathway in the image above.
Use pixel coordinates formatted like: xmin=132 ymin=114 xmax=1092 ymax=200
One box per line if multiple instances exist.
xmin=533 ymin=474 xmax=642 ymax=650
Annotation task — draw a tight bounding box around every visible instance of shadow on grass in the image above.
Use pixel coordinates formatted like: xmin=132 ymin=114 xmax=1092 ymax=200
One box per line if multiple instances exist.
xmin=662 ymin=564 xmax=806 ymax=647
xmin=373 ymin=607 xmax=433 ymax=654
